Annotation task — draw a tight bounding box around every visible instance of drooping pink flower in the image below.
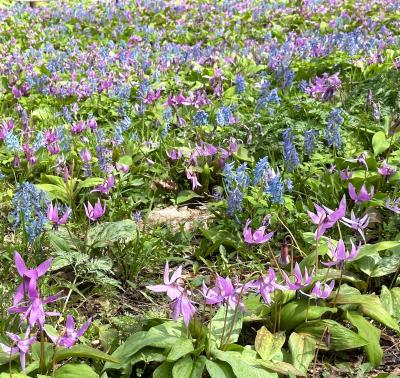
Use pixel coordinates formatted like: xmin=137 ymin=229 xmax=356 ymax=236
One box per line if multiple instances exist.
xmin=172 ymin=290 xmax=196 ymax=326
xmin=93 ymin=176 xmax=115 ymax=194
xmin=251 ymin=269 xmax=287 ymax=304
xmin=323 ymin=239 xmax=360 ymax=269
xmin=341 ymin=210 xmax=369 ymax=242
xmin=243 ymin=219 xmax=274 ymax=244
xmin=116 ymin=163 xmax=129 ymax=173
xmin=167 ymin=149 xmax=183 ymax=160
xmin=282 ymin=262 xmax=313 ymax=290
xmin=186 ymin=168 xmax=201 ymax=190
xmin=310 ymin=280 xmax=335 ymax=299
xmin=348 ymin=183 xmax=374 ymax=203
xmin=84 ymin=199 xmax=106 ymax=221
xmin=378 ymin=160 xmax=397 ymax=177
xmin=47 ymin=203 xmax=71 ymax=227
xmin=146 ymin=262 xmax=184 ymax=300
xmin=386 ymin=197 xmax=400 ymax=214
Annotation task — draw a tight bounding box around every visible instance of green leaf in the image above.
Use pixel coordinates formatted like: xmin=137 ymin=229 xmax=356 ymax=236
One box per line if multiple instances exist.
xmin=370 ymin=253 xmax=400 ymax=277
xmin=354 ymin=241 xmax=400 ymax=261
xmin=380 ymin=285 xmax=400 ymax=321
xmin=54 ymin=345 xmax=119 ymax=364
xmin=345 ymin=311 xmax=382 ymax=367
xmin=288 ymin=332 xmax=316 ymax=374
xmin=279 ymin=300 xmax=337 ymax=330
xmin=191 ymin=356 xmax=207 ymax=378
xmin=295 ymin=319 xmax=367 ymax=351
xmin=176 ymin=190 xmax=202 ymax=205
xmin=36 ymin=184 xmax=69 ymax=202
xmin=166 ymin=338 xmax=194 ymax=362
xmin=87 ymin=219 xmax=137 ymax=248
xmin=0 ymin=374 xmax=30 ymax=378
xmin=210 ymin=306 xmax=243 ymax=345
xmin=54 ymin=363 xmax=98 ymax=378
xmin=205 ymin=359 xmax=236 ymax=378
xmin=233 ymin=146 xmax=254 ymax=163
xmin=254 ymin=327 xmax=285 ymax=361
xmin=153 ymin=362 xmax=174 ymax=378
xmin=372 ymin=131 xmax=390 ymax=156
xmin=172 ymin=355 xmax=205 ymax=378
xmin=76 ymin=177 xmax=104 ymax=192
xmin=212 ymin=349 xmax=277 ymax=378
xmin=333 ymin=294 xmax=399 ymax=331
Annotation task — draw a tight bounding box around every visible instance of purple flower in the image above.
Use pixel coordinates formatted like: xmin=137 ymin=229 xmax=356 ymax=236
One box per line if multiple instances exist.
xmin=79 ymin=148 xmax=92 ymax=162
xmin=323 ymin=239 xmax=360 ymax=269
xmin=348 ymin=183 xmax=374 ymax=203
xmin=339 ymin=168 xmax=352 ymax=180
xmin=84 ymin=199 xmax=106 ymax=221
xmin=307 ymin=196 xmax=346 ymax=240
xmin=186 ymin=168 xmax=201 ymax=190
xmin=13 ymin=252 xmax=52 ymax=306
xmin=167 ymin=149 xmax=183 ymax=161
xmin=9 ymin=284 xmax=62 ymax=329
xmin=378 ymin=160 xmax=397 ymax=177
xmin=341 ymin=210 xmax=369 ymax=242
xmin=71 ymin=121 xmax=86 ymax=134
xmin=146 ymin=262 xmax=184 ymax=300
xmin=310 ymin=281 xmax=335 ymax=299
xmin=46 ymin=315 xmax=91 ymax=348
xmin=386 ymin=197 xmax=400 ymax=214
xmin=93 ymin=176 xmax=115 ymax=194
xmin=0 ymin=331 xmax=36 ymax=372
xmin=116 ymin=163 xmax=129 ymax=173
xmin=243 ymin=219 xmax=274 ymax=245
xmin=282 ymin=262 xmax=313 ymax=290
xmin=251 ymin=268 xmax=287 ymax=304
xmin=47 ymin=203 xmax=71 ymax=227
xmin=87 ymin=117 xmax=98 ymax=130
xmin=172 ymin=290 xmax=196 ymax=326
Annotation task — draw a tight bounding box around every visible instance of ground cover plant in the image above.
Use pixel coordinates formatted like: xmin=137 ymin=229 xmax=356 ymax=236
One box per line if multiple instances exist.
xmin=0 ymin=0 xmax=400 ymax=376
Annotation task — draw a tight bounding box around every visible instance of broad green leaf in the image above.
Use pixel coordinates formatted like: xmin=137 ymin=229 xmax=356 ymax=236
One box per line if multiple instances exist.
xmin=372 ymin=131 xmax=390 ymax=156
xmin=76 ymin=177 xmax=104 ymax=192
xmin=370 ymin=253 xmax=400 ymax=277
xmin=55 ymin=363 xmax=98 ymax=378
xmin=36 ymin=184 xmax=69 ymax=202
xmin=354 ymin=241 xmax=400 ymax=261
xmin=254 ymin=327 xmax=285 ymax=361
xmin=233 ymin=146 xmax=254 ymax=163
xmin=166 ymin=338 xmax=194 ymax=362
xmin=212 ymin=349 xmax=277 ymax=378
xmin=380 ymin=285 xmax=400 ymax=321
xmin=288 ymin=332 xmax=316 ymax=373
xmin=176 ymin=190 xmax=202 ymax=205
xmin=345 ymin=311 xmax=382 ymax=367
xmin=172 ymin=355 xmax=205 ymax=378
xmin=0 ymin=374 xmax=30 ymax=378
xmin=205 ymin=359 xmax=236 ymax=378
xmin=333 ymin=294 xmax=399 ymax=331
xmin=54 ymin=344 xmax=119 ymax=364
xmin=153 ymin=361 xmax=174 ymax=378
xmin=295 ymin=320 xmax=367 ymax=351
xmin=87 ymin=219 xmax=137 ymax=248
xmin=210 ymin=306 xmax=243 ymax=345
xmin=191 ymin=356 xmax=207 ymax=378
xmin=279 ymin=300 xmax=337 ymax=330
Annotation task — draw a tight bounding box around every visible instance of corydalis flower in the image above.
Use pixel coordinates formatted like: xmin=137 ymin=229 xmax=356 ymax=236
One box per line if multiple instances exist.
xmin=46 ymin=315 xmax=91 ymax=348
xmin=146 ymin=262 xmax=184 ymax=300
xmin=307 ymin=196 xmax=346 ymax=240
xmin=348 ymin=183 xmax=374 ymax=203
xmin=13 ymin=252 xmax=51 ymax=306
xmin=47 ymin=203 xmax=71 ymax=227
xmin=84 ymin=199 xmax=106 ymax=221
xmin=323 ymin=239 xmax=360 ymax=269
xmin=282 ymin=262 xmax=313 ymax=290
xmin=243 ymin=219 xmax=273 ymax=244
xmin=0 ymin=331 xmax=36 ymax=372
xmin=310 ymin=281 xmax=335 ymax=299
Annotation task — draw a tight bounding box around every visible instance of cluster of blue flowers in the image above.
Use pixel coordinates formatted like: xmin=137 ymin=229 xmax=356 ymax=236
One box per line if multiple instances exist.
xmin=216 ymin=106 xmax=233 ymax=126
xmin=235 ymin=74 xmax=245 ymax=94
xmin=282 ymin=128 xmax=299 ymax=172
xmin=193 ymin=110 xmax=209 ymax=126
xmin=326 ymin=108 xmax=343 ymax=148
xmin=12 ymin=182 xmax=48 ymax=242
xmin=304 ymin=129 xmax=318 ymax=157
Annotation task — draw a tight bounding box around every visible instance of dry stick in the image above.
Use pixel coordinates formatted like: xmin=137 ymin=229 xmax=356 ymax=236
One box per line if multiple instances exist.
xmin=312 ymin=326 xmax=329 ymax=378
xmin=275 ymin=214 xmax=306 ymax=257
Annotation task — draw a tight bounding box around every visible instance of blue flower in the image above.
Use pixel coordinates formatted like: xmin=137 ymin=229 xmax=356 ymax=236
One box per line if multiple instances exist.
xmin=235 ymin=74 xmax=245 ymax=94
xmin=283 ymin=128 xmax=299 ymax=172
xmin=193 ymin=110 xmax=209 ymax=126
xmin=304 ymin=129 xmax=318 ymax=157
xmin=253 ymin=157 xmax=269 ymax=185
xmin=326 ymin=108 xmax=343 ymax=148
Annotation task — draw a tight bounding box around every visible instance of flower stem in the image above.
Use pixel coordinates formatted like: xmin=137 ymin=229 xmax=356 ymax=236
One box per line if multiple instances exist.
xmin=275 ymin=213 xmax=305 ymax=257
xmin=332 ymin=269 xmax=344 ymax=307
xmin=39 ymin=329 xmax=46 ymax=374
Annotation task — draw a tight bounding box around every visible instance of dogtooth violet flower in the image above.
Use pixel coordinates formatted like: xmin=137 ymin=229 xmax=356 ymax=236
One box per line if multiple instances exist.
xmin=310 ymin=281 xmax=335 ymax=299
xmin=46 ymin=315 xmax=91 ymax=348
xmin=323 ymin=239 xmax=360 ymax=269
xmin=0 ymin=331 xmax=36 ymax=372
xmin=348 ymin=183 xmax=374 ymax=203
xmin=341 ymin=210 xmax=369 ymax=242
xmin=243 ymin=219 xmax=274 ymax=244
xmin=13 ymin=252 xmax=52 ymax=306
xmin=307 ymin=196 xmax=346 ymax=240
xmin=146 ymin=262 xmax=184 ymax=300
xmin=172 ymin=290 xmax=196 ymax=326
xmin=84 ymin=199 xmax=106 ymax=221
xmin=250 ymin=268 xmax=287 ymax=304
xmin=47 ymin=203 xmax=71 ymax=227
xmin=282 ymin=262 xmax=313 ymax=290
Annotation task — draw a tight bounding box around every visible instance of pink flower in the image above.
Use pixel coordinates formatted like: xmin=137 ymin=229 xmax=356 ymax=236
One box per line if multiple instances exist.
xmin=243 ymin=219 xmax=274 ymax=244
xmin=348 ymin=183 xmax=374 ymax=203
xmin=167 ymin=149 xmax=183 ymax=160
xmin=84 ymin=199 xmax=106 ymax=221
xmin=47 ymin=203 xmax=71 ymax=227
xmin=146 ymin=262 xmax=184 ymax=300
xmin=282 ymin=262 xmax=313 ymax=290
xmin=323 ymin=239 xmax=360 ymax=269
xmin=172 ymin=290 xmax=196 ymax=326
xmin=116 ymin=163 xmax=129 ymax=173
xmin=310 ymin=281 xmax=335 ymax=299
